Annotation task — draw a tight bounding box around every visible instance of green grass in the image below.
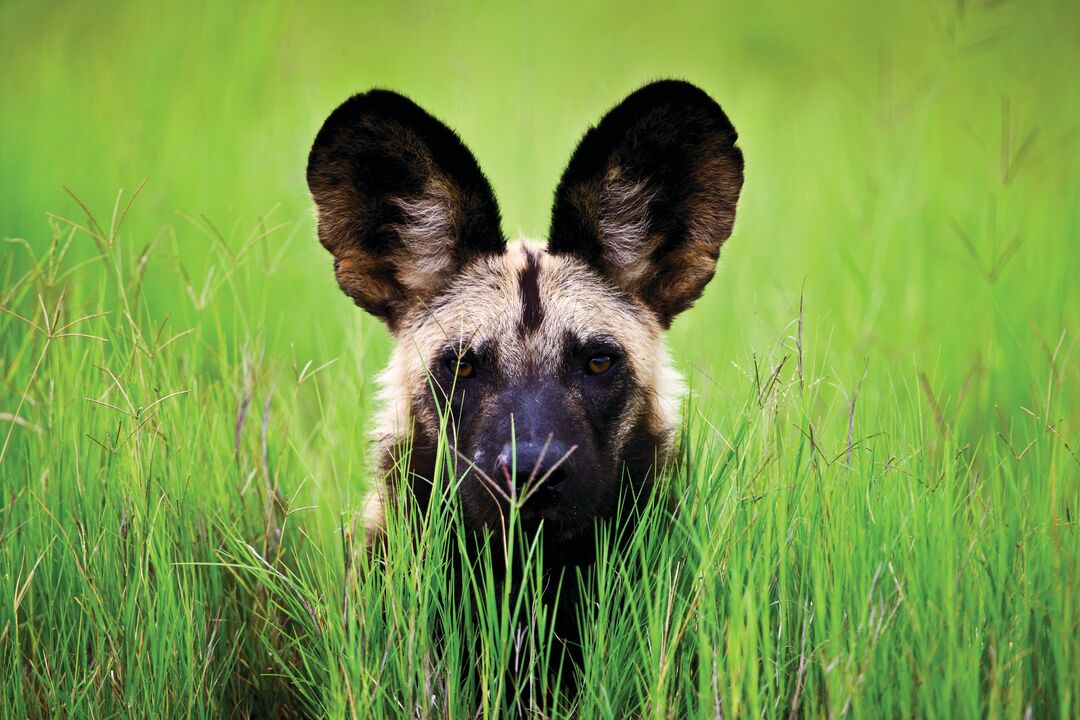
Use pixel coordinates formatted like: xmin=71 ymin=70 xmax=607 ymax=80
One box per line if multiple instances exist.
xmin=1 ymin=0 xmax=1078 ymax=716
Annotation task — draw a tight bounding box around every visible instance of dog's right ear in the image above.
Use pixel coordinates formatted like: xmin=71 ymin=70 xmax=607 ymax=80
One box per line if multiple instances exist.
xmin=547 ymin=81 xmax=743 ymax=327
xmin=307 ymin=90 xmax=505 ymax=330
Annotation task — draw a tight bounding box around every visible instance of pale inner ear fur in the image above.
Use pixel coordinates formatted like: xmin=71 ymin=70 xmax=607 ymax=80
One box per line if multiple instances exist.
xmin=595 ymin=170 xmax=662 ymax=291
xmin=389 ymin=176 xmax=461 ymax=299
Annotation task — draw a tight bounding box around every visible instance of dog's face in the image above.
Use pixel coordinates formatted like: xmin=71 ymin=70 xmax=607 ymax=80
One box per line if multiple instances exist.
xmin=382 ymin=241 xmax=680 ymax=542
xmin=307 ymin=81 xmax=743 ymax=546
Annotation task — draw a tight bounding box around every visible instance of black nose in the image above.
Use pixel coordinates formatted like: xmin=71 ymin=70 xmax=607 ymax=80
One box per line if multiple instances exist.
xmin=494 ymin=440 xmax=573 ymax=498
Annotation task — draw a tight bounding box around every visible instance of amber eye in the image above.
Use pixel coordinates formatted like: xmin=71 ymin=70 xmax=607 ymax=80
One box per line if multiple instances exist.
xmin=447 ymin=358 xmax=475 ymax=379
xmin=587 ymin=355 xmax=613 ymax=375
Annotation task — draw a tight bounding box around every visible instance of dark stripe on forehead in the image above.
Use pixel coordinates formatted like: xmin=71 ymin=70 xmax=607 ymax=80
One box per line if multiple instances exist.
xmin=517 ymin=247 xmax=544 ymax=335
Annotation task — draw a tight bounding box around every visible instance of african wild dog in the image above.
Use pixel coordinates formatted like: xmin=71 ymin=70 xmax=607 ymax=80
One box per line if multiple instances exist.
xmin=307 ymin=79 xmax=743 ymax=658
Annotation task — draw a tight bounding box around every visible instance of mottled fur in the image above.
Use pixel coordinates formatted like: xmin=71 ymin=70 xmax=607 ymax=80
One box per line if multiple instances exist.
xmin=307 ymin=79 xmax=744 ymax=561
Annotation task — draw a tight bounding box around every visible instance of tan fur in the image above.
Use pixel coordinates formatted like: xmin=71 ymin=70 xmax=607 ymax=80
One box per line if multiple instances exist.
xmin=363 ymin=239 xmax=685 ymax=540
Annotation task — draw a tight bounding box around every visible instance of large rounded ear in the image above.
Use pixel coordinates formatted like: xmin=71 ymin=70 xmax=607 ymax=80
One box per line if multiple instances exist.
xmin=547 ymin=80 xmax=744 ymax=327
xmin=307 ymin=90 xmax=505 ymax=330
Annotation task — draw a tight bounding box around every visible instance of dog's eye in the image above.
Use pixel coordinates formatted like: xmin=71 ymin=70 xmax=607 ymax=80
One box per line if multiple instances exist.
xmin=446 ymin=357 xmax=475 ymax=379
xmin=587 ymin=355 xmax=613 ymax=375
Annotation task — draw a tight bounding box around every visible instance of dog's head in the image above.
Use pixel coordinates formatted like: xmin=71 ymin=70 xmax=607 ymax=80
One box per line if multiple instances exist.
xmin=307 ymin=81 xmax=743 ymax=544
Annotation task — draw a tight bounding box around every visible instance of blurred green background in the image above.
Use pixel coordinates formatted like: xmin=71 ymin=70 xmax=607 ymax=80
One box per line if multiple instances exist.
xmin=1 ymin=1 xmax=1078 ymax=715
xmin=4 ymin=0 xmax=1076 ymax=414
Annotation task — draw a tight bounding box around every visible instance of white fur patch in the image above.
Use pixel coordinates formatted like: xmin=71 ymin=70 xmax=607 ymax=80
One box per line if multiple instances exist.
xmin=389 ymin=178 xmax=458 ymax=294
xmin=596 ymin=174 xmax=661 ymax=287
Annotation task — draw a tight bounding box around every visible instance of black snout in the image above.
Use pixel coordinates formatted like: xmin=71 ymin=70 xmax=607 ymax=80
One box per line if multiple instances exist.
xmin=495 ymin=440 xmax=573 ymax=498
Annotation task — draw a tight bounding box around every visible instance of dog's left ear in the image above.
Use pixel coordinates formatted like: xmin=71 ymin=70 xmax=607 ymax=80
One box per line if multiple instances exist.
xmin=548 ymin=80 xmax=744 ymax=326
xmin=307 ymin=90 xmax=505 ymax=331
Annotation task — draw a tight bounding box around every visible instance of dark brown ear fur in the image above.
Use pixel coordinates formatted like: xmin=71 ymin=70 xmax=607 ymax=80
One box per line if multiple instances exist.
xmin=307 ymin=90 xmax=505 ymax=329
xmin=547 ymin=80 xmax=744 ymax=326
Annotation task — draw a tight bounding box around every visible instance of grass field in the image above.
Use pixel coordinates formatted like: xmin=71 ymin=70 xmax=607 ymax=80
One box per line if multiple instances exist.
xmin=2 ymin=1 xmax=1078 ymax=717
